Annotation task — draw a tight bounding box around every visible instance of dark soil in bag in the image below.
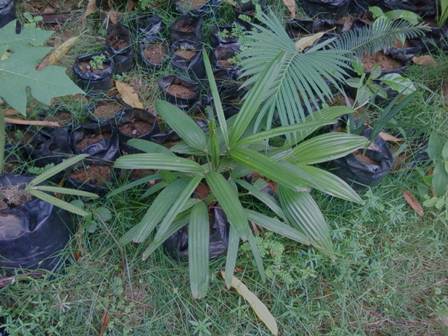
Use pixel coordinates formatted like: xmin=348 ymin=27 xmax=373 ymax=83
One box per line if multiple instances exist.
xmin=0 ymin=175 xmax=73 ymax=271
xmin=66 ymin=162 xmax=113 ymax=195
xmin=158 ymin=75 xmax=200 ymax=110
xmin=87 ymin=98 xmax=127 ymax=126
xmin=106 ymin=23 xmax=134 ymax=74
xmin=330 ymin=128 xmax=394 ymax=186
xmin=170 ymin=14 xmax=203 ymax=42
xmin=140 ymin=37 xmax=168 ymax=70
xmin=0 ymin=0 xmax=15 ymax=28
xmin=163 ymin=206 xmax=230 ymax=260
xmin=73 ymin=52 xmax=114 ymax=92
xmin=171 ymin=39 xmax=205 ymax=79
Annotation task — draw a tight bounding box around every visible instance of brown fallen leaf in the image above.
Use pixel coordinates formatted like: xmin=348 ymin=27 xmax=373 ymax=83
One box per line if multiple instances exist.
xmin=107 ymin=10 xmax=120 ymax=25
xmin=115 ymin=81 xmax=144 ymax=109
xmin=98 ymin=310 xmax=110 ymax=336
xmin=221 ymin=272 xmax=279 ymax=336
xmin=82 ymin=0 xmax=96 ymax=23
xmin=412 ymin=55 xmax=437 ymax=66
xmin=403 ymin=191 xmax=424 ymax=217
xmin=37 ymin=36 xmax=79 ymax=70
xmin=295 ymin=31 xmax=327 ymax=52
xmin=282 ymin=0 xmax=296 ymax=18
xmin=379 ymin=131 xmax=403 ymax=142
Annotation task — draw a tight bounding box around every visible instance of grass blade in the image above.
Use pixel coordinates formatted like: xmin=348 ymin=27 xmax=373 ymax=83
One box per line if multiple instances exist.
xmin=30 ymin=185 xmax=98 ymax=199
xmin=29 ymin=189 xmax=89 ymax=217
xmin=224 ymin=226 xmax=240 ymax=288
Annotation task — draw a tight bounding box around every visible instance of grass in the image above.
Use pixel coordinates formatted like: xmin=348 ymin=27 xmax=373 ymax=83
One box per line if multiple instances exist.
xmin=1 ymin=1 xmax=448 ymax=335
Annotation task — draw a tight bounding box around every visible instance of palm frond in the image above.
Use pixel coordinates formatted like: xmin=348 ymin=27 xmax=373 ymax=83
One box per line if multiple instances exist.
xmin=332 ymin=17 xmax=427 ymax=56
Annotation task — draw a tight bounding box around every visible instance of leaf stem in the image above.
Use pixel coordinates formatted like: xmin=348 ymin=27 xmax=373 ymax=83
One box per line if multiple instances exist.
xmin=0 ymin=110 xmax=5 ymax=173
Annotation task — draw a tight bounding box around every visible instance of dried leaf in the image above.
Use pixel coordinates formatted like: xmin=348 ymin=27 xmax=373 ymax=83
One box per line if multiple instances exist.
xmin=221 ymin=272 xmax=278 ymax=336
xmin=412 ymin=55 xmax=437 ymax=66
xmin=108 ymin=10 xmax=120 ymax=25
xmin=116 ymin=81 xmax=144 ymax=109
xmin=295 ymin=32 xmax=326 ymax=52
xmin=5 ymin=118 xmax=61 ymax=127
xmin=282 ymin=0 xmax=296 ymax=18
xmin=98 ymin=310 xmax=110 ymax=336
xmin=83 ymin=0 xmax=97 ymax=21
xmin=379 ymin=131 xmax=402 ymax=142
xmin=126 ymin=0 xmax=136 ymax=11
xmin=37 ymin=36 xmax=79 ymax=70
xmin=403 ymin=191 xmax=424 ymax=217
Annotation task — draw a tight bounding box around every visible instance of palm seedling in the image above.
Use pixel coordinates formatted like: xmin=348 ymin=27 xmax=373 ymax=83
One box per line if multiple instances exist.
xmin=113 ymin=51 xmax=369 ymax=298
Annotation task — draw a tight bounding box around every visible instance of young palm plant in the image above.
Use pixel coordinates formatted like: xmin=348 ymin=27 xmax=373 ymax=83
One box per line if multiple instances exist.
xmin=239 ymin=11 xmax=426 ymax=131
xmin=113 ymin=52 xmax=369 ymax=298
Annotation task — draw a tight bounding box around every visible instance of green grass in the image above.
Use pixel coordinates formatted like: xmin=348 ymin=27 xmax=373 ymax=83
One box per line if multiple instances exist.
xmin=2 ymin=2 xmax=448 ymax=335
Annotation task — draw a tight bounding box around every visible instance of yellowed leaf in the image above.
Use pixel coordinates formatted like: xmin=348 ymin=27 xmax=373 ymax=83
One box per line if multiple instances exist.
xmin=412 ymin=55 xmax=437 ymax=66
xmin=379 ymin=131 xmax=402 ymax=142
xmin=403 ymin=191 xmax=424 ymax=217
xmin=282 ymin=0 xmax=296 ymax=18
xmin=221 ymin=272 xmax=278 ymax=336
xmin=295 ymin=32 xmax=326 ymax=52
xmin=37 ymin=36 xmax=79 ymax=70
xmin=116 ymin=81 xmax=144 ymax=109
xmin=83 ymin=0 xmax=97 ymax=20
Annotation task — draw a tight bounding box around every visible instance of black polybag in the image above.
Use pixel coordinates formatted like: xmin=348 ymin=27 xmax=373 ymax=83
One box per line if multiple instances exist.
xmin=139 ymin=36 xmax=168 ymax=70
xmin=0 ymin=0 xmax=15 ymax=28
xmin=331 ymin=128 xmax=394 ymax=186
xmin=170 ymin=14 xmax=203 ymax=42
xmin=381 ymin=0 xmax=436 ymax=17
xmin=65 ymin=161 xmax=113 ymax=195
xmin=163 ymin=207 xmax=230 ymax=260
xmin=73 ymin=52 xmax=114 ymax=92
xmin=301 ymin=0 xmax=352 ymax=19
xmin=106 ymin=23 xmax=134 ymax=74
xmin=158 ymin=75 xmax=200 ymax=110
xmin=171 ymin=39 xmax=205 ymax=79
xmin=0 ymin=175 xmax=72 ymax=271
xmin=133 ymin=14 xmax=163 ymax=39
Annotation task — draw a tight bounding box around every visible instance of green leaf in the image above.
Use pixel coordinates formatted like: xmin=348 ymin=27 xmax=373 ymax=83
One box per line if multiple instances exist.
xmin=106 ymin=174 xmax=160 ymax=198
xmin=203 ymin=49 xmax=229 ymax=148
xmin=0 ymin=21 xmax=84 ymax=115
xmin=155 ymin=99 xmax=207 ymax=152
xmin=95 ymin=207 xmax=112 ymax=222
xmin=188 ymin=202 xmax=210 ymax=299
xmin=247 ymin=234 xmax=266 ymax=282
xmin=29 ymin=189 xmax=89 ymax=217
xmin=205 ymin=172 xmax=250 ymax=239
xmin=433 ymin=161 xmax=448 ymax=196
xmin=29 ymin=154 xmax=88 ymax=186
xmin=236 ymin=179 xmax=285 ymax=219
xmin=246 ymin=210 xmax=310 ymax=245
xmin=296 ymin=164 xmax=364 ymax=203
xmin=141 ymin=181 xmax=167 ymax=198
xmin=127 ymin=139 xmax=174 ymax=155
xmin=30 ymin=185 xmax=98 ymax=199
xmin=278 ymin=185 xmax=333 ymax=254
xmin=287 ymin=132 xmax=369 ymax=164
xmin=120 ymin=178 xmax=190 ymax=245
xmin=428 ymin=133 xmax=445 ymax=160
xmin=224 ymin=226 xmax=240 ymax=288
xmin=231 ymin=147 xmax=309 ymax=191
xmin=114 ymin=153 xmax=203 ymax=174
xmin=442 ymin=141 xmax=448 ymax=161
xmin=381 ymin=73 xmax=416 ymax=95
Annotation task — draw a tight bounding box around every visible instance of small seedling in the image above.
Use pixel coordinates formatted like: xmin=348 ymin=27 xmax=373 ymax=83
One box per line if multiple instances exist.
xmin=89 ymin=55 xmax=107 ymax=71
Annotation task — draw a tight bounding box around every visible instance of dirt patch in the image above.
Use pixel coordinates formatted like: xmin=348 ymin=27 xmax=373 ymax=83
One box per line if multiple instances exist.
xmin=0 ymin=186 xmax=31 ymax=210
xmin=70 ymin=165 xmax=112 ymax=185
xmin=46 ymin=111 xmax=72 ymax=125
xmin=194 ymin=183 xmax=210 ymax=200
xmin=75 ymin=132 xmax=112 ymax=151
xmin=119 ymin=119 xmax=152 ymax=137
xmin=362 ymin=52 xmax=402 ymax=72
xmin=174 ymin=20 xmax=196 ymax=33
xmin=174 ymin=48 xmax=197 ymax=60
xmin=143 ymin=43 xmax=167 ymax=65
xmin=217 ymin=59 xmax=232 ymax=69
xmin=94 ymin=101 xmax=123 ymax=119
xmin=166 ymin=84 xmax=197 ymax=99
xmin=107 ymin=35 xmax=129 ymax=50
xmin=354 ymin=151 xmax=379 ymax=165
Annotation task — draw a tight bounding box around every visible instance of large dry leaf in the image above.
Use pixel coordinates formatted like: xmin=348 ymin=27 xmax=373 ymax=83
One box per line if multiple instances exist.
xmin=116 ymin=81 xmax=144 ymax=109
xmin=221 ymin=272 xmax=278 ymax=335
xmin=403 ymin=191 xmax=424 ymax=217
xmin=295 ymin=32 xmax=326 ymax=52
xmin=37 ymin=36 xmax=79 ymax=70
xmin=83 ymin=0 xmax=96 ymax=21
xmin=379 ymin=131 xmax=402 ymax=142
xmin=412 ymin=55 xmax=437 ymax=66
xmin=282 ymin=0 xmax=296 ymax=18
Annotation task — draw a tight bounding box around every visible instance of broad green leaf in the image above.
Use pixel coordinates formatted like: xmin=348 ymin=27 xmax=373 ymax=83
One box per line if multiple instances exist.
xmin=224 ymin=226 xmax=240 ymax=288
xmin=246 ymin=210 xmax=310 ymax=245
xmin=296 ymin=164 xmax=364 ymax=203
xmin=442 ymin=141 xmax=448 ymax=161
xmin=188 ymin=202 xmax=210 ymax=299
xmin=120 ymin=179 xmax=190 ymax=245
xmin=205 ymin=172 xmax=250 ymax=239
xmin=106 ymin=174 xmax=160 ymax=198
xmin=209 ymin=119 xmax=221 ymax=168
xmin=248 ymin=233 xmax=266 ymax=282
xmin=30 ymin=185 xmax=98 ymax=199
xmin=127 ymin=139 xmax=174 ymax=155
xmin=155 ymin=99 xmax=207 ymax=151
xmin=170 ymin=142 xmax=206 ymax=156
xmin=30 ymin=154 xmax=88 ymax=186
xmin=434 ymin=161 xmax=448 ymax=196
xmin=231 ymin=147 xmax=309 ymax=191
xmin=278 ymin=185 xmax=333 ymax=254
xmin=203 ymin=49 xmax=229 ymax=148
xmin=0 ymin=21 xmax=84 ymax=115
xmin=381 ymin=73 xmax=416 ymax=95
xmin=237 ymin=179 xmax=285 ymax=219
xmin=29 ymin=189 xmax=89 ymax=217
xmin=428 ymin=133 xmax=445 ymax=160
xmin=287 ymin=132 xmax=369 ymax=164
xmin=141 ymin=181 xmax=167 ymax=198
xmin=114 ymin=153 xmax=203 ymax=174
